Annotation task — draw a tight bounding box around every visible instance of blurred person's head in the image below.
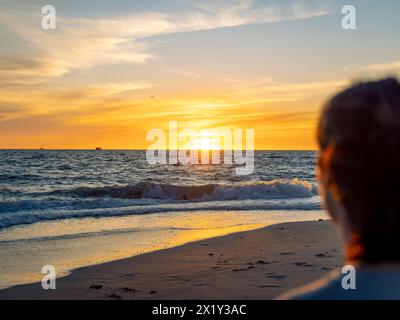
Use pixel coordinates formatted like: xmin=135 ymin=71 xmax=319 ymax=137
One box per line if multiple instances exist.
xmin=318 ymin=77 xmax=400 ymax=264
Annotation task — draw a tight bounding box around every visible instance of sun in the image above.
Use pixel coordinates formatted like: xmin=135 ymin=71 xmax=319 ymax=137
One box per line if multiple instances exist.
xmin=190 ymin=132 xmax=221 ymax=151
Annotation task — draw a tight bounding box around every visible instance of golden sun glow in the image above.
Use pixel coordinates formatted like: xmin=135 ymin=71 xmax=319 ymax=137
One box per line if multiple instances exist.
xmin=2 ymin=0 xmax=379 ymax=151
xmin=189 ymin=132 xmax=221 ymax=151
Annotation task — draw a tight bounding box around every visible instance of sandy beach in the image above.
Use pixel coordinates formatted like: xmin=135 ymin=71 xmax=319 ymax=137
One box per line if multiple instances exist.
xmin=0 ymin=220 xmax=342 ymax=300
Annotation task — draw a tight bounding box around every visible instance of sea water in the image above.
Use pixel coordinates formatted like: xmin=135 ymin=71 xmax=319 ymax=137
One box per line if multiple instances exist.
xmin=0 ymin=150 xmax=327 ymax=288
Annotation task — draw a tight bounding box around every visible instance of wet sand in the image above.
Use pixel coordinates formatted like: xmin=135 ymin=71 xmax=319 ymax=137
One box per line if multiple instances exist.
xmin=0 ymin=220 xmax=343 ymax=300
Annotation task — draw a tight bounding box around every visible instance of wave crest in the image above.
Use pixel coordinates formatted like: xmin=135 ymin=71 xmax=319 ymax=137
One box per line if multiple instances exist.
xmin=51 ymin=179 xmax=317 ymax=201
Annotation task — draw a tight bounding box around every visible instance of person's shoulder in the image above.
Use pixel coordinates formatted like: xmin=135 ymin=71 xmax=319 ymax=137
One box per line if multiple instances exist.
xmin=276 ymin=271 xmax=343 ymax=300
xmin=277 ymin=267 xmax=400 ymax=300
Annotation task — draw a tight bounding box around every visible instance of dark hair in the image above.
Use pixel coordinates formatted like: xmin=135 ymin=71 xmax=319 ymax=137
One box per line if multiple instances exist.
xmin=318 ymin=77 xmax=400 ymax=263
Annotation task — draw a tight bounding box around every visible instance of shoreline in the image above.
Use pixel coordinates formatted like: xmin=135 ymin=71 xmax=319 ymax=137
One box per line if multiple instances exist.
xmin=0 ymin=220 xmax=342 ymax=300
xmin=0 ymin=209 xmax=327 ymax=290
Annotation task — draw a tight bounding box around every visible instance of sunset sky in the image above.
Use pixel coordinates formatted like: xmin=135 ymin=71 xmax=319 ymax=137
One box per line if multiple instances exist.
xmin=1 ymin=0 xmax=400 ymax=149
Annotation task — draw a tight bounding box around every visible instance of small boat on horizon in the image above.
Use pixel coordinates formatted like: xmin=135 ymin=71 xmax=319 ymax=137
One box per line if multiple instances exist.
xmin=95 ymin=147 xmax=102 ymax=150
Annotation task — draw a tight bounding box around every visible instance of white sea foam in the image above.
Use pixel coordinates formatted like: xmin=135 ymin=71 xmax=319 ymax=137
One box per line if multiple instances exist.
xmin=0 ymin=179 xmax=321 ymax=229
xmin=45 ymin=179 xmax=317 ymax=201
xmin=0 ymin=150 xmax=320 ymax=230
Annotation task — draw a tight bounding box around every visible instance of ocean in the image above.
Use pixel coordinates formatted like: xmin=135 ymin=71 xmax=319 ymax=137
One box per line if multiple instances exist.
xmin=0 ymin=150 xmax=327 ymax=288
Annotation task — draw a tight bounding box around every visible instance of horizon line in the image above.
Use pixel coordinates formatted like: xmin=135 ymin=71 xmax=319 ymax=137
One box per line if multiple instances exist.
xmin=0 ymin=148 xmax=318 ymax=151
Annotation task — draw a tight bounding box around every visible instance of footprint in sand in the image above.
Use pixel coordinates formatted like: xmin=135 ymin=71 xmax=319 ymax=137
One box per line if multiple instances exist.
xmin=162 ymin=275 xmax=182 ymax=281
xmin=280 ymin=252 xmax=295 ymax=256
xmin=293 ymin=262 xmax=314 ymax=267
xmin=267 ymin=274 xmax=288 ymax=280
xmin=119 ymin=287 xmax=136 ymax=294
xmin=232 ymin=267 xmax=253 ymax=272
xmin=89 ymin=285 xmax=103 ymax=290
xmin=315 ymin=253 xmax=333 ymax=258
xmin=321 ymin=267 xmax=334 ymax=270
xmin=232 ymin=269 xmax=246 ymax=272
xmin=125 ymin=272 xmax=140 ymax=277
xmin=258 ymin=285 xmax=282 ymax=288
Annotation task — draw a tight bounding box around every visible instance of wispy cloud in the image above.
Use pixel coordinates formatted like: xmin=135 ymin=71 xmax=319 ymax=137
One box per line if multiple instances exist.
xmin=343 ymin=59 xmax=400 ymax=77
xmin=217 ymin=78 xmax=347 ymax=103
xmin=0 ymin=0 xmax=336 ymax=149
xmin=0 ymin=0 xmax=331 ymax=83
xmin=0 ymin=80 xmax=153 ymax=121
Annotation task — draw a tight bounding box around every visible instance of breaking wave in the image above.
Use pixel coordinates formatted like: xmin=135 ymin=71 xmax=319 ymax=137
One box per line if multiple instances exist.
xmin=0 ymin=179 xmax=321 ymax=229
xmin=48 ymin=179 xmax=317 ymax=201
